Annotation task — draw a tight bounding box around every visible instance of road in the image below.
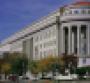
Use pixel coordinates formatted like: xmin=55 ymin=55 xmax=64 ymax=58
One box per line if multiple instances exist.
xmin=0 ymin=80 xmax=29 ymax=83
xmin=1 ymin=80 xmax=90 ymax=83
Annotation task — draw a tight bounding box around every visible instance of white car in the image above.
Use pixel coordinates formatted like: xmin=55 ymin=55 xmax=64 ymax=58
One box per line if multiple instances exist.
xmin=54 ymin=74 xmax=78 ymax=80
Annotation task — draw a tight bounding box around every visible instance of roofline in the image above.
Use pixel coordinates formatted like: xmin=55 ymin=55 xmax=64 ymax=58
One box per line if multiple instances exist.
xmin=1 ymin=9 xmax=60 ymax=45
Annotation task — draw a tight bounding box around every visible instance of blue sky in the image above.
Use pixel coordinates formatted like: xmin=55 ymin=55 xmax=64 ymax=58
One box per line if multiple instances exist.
xmin=0 ymin=0 xmax=78 ymax=41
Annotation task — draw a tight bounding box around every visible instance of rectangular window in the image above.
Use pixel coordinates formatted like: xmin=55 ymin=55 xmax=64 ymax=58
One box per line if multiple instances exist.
xmin=83 ymin=58 xmax=86 ymax=64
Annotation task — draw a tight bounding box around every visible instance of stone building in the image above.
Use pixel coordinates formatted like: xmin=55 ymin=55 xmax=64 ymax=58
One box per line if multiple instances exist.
xmin=0 ymin=1 xmax=90 ymax=67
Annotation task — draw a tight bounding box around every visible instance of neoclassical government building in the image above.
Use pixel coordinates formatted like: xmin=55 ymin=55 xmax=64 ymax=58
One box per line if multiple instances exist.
xmin=0 ymin=1 xmax=90 ymax=67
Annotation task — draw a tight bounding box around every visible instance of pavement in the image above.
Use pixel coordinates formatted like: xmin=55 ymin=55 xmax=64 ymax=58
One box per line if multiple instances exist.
xmin=0 ymin=80 xmax=29 ymax=83
xmin=0 ymin=80 xmax=10 ymax=83
xmin=1 ymin=80 xmax=90 ymax=83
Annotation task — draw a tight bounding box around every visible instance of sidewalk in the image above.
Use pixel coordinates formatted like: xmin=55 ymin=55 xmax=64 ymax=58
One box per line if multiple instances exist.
xmin=0 ymin=80 xmax=10 ymax=83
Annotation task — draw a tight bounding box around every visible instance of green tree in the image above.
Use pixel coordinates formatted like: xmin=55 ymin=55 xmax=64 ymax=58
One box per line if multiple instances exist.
xmin=61 ymin=54 xmax=78 ymax=74
xmin=1 ymin=62 xmax=11 ymax=79
xmin=28 ymin=60 xmax=39 ymax=78
xmin=37 ymin=56 xmax=63 ymax=77
xmin=3 ymin=52 xmax=28 ymax=76
xmin=11 ymin=55 xmax=28 ymax=75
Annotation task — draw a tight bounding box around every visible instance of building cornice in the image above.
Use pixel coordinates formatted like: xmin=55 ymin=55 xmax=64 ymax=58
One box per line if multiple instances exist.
xmin=1 ymin=10 xmax=60 ymax=45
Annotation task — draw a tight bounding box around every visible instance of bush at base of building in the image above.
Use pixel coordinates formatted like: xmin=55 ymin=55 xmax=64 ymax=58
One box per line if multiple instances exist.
xmin=28 ymin=56 xmax=62 ymax=78
xmin=28 ymin=54 xmax=78 ymax=78
xmin=76 ymin=66 xmax=90 ymax=79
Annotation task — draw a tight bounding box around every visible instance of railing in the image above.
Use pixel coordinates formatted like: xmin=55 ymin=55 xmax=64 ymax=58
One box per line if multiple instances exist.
xmin=60 ymin=14 xmax=90 ymax=21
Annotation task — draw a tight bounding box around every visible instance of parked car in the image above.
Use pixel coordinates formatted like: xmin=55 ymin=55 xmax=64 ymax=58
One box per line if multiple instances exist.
xmin=8 ymin=75 xmax=18 ymax=81
xmin=22 ymin=76 xmax=29 ymax=80
xmin=83 ymin=75 xmax=90 ymax=79
xmin=40 ymin=74 xmax=53 ymax=80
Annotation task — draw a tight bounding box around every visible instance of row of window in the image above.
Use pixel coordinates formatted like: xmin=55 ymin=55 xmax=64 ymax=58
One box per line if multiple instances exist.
xmin=34 ymin=27 xmax=57 ymax=42
xmin=34 ymin=46 xmax=57 ymax=60
xmin=34 ymin=26 xmax=57 ymax=60
xmin=43 ymin=40 xmax=56 ymax=48
xmin=11 ymin=43 xmax=22 ymax=49
xmin=34 ymin=39 xmax=57 ymax=55
xmin=34 ymin=38 xmax=57 ymax=59
xmin=40 ymin=48 xmax=57 ymax=59
xmin=63 ymin=9 xmax=90 ymax=15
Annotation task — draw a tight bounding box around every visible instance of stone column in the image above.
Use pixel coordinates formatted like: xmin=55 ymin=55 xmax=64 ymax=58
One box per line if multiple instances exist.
xmin=68 ymin=26 xmax=72 ymax=54
xmin=87 ymin=25 xmax=90 ymax=56
xmin=77 ymin=25 xmax=81 ymax=56
xmin=72 ymin=32 xmax=74 ymax=54
xmin=61 ymin=26 xmax=65 ymax=54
